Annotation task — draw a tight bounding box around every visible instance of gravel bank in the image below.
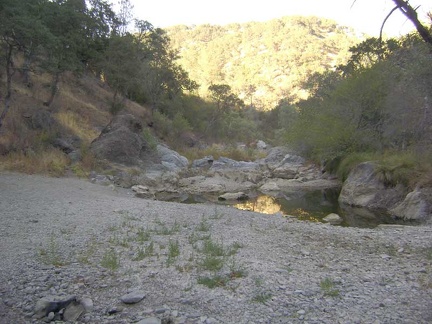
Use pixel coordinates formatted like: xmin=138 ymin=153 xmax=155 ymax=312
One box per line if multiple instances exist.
xmin=0 ymin=172 xmax=431 ymax=324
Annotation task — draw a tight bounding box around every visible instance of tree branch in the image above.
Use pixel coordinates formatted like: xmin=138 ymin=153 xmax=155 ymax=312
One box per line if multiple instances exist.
xmin=392 ymin=0 xmax=432 ymax=46
xmin=380 ymin=5 xmax=400 ymax=41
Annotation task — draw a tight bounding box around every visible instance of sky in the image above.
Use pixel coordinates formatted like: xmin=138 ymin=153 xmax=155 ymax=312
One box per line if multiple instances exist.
xmin=127 ymin=0 xmax=432 ymax=37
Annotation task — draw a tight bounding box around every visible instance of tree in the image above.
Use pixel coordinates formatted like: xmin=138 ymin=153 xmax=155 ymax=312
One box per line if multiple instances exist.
xmin=0 ymin=0 xmax=52 ymax=128
xmin=208 ymin=84 xmax=244 ymax=112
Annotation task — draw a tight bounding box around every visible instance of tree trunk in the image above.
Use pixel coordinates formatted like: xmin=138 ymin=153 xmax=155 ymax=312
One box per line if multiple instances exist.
xmin=392 ymin=0 xmax=432 ymax=46
xmin=0 ymin=44 xmax=15 ymax=130
xmin=44 ymin=71 xmax=60 ymax=108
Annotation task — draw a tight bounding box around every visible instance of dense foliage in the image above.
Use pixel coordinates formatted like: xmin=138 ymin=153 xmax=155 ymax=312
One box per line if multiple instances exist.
xmin=0 ymin=0 xmax=196 ymax=122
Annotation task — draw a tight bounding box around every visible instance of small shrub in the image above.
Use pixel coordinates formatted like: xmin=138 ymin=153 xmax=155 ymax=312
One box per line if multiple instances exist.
xmin=252 ymin=292 xmax=272 ymax=303
xmin=198 ymin=275 xmax=229 ymax=289
xmin=39 ymin=235 xmax=65 ymax=267
xmin=142 ymin=128 xmax=157 ymax=150
xmin=133 ymin=247 xmax=146 ymax=261
xmin=228 ymin=259 xmax=247 ymax=279
xmin=101 ymin=248 xmax=120 ymax=270
xmin=197 ymin=218 xmax=211 ymax=232
xmin=168 ymin=240 xmax=180 ymax=259
xmin=202 ymin=238 xmax=225 ymax=256
xmin=200 ymin=255 xmax=224 ymax=271
xmin=320 ymin=278 xmax=339 ymax=297
xmin=136 ymin=227 xmax=151 ymax=243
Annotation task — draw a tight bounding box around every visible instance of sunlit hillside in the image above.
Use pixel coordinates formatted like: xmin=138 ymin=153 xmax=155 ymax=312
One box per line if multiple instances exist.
xmin=167 ymin=16 xmax=361 ymax=110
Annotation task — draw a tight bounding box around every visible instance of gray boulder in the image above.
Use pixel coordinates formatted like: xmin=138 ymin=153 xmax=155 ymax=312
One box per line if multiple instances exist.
xmin=390 ymin=188 xmax=432 ymax=222
xmin=192 ymin=155 xmax=214 ymax=168
xmin=157 ymin=144 xmax=189 ymax=171
xmin=257 ymin=146 xmax=292 ymax=168
xmin=338 ymin=162 xmax=406 ymax=210
xmin=90 ymin=113 xmax=148 ymax=166
xmin=323 ymin=213 xmax=343 ymax=224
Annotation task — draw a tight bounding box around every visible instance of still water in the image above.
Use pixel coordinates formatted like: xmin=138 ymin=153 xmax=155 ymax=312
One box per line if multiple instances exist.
xmin=158 ymin=188 xmax=405 ymax=228
xmin=230 ymin=189 xmax=406 ymax=228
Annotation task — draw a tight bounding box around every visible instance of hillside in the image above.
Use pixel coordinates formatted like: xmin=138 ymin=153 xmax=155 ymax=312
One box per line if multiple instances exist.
xmin=167 ymin=16 xmax=361 ymax=110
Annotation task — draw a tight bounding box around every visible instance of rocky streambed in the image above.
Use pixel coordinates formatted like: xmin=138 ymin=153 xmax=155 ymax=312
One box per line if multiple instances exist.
xmin=0 ymin=172 xmax=431 ymax=324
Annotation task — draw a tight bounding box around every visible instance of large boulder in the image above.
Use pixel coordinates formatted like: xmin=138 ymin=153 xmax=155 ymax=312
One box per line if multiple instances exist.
xmin=157 ymin=144 xmax=189 ymax=171
xmin=271 ymin=154 xmax=306 ymax=179
xmin=338 ymin=162 xmax=406 ymax=210
xmin=257 ymin=146 xmax=292 ymax=169
xmin=390 ymin=188 xmax=432 ymax=222
xmin=90 ymin=114 xmax=148 ymax=166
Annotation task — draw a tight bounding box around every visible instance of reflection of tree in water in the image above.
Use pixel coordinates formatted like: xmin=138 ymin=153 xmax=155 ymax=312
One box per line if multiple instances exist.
xmin=291 ymin=208 xmax=321 ymax=223
xmin=234 ymin=189 xmax=340 ymax=223
xmin=234 ymin=196 xmax=281 ymax=215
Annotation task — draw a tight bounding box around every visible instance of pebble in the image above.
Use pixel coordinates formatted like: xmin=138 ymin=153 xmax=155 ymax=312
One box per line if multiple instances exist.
xmin=120 ymin=291 xmax=146 ymax=304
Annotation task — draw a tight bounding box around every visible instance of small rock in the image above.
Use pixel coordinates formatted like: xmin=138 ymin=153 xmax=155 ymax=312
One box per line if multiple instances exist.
xmin=218 ymin=192 xmax=249 ymax=201
xmin=63 ymin=301 xmax=84 ymax=321
xmin=323 ymin=213 xmax=343 ymax=224
xmin=136 ymin=317 xmax=161 ymax=324
xmin=80 ymin=297 xmax=94 ymax=313
xmin=46 ymin=311 xmax=55 ymax=322
xmin=155 ymin=307 xmax=167 ymax=314
xmin=120 ymin=290 xmax=146 ymax=304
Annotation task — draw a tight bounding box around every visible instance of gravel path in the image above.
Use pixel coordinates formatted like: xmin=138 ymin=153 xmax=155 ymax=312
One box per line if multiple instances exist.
xmin=0 ymin=172 xmax=431 ymax=324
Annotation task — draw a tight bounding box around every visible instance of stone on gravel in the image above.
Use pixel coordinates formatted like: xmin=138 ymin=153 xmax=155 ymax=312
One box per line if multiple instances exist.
xmin=63 ymin=301 xmax=84 ymax=321
xmin=136 ymin=317 xmax=161 ymax=324
xmin=120 ymin=291 xmax=146 ymax=304
xmin=323 ymin=213 xmax=343 ymax=224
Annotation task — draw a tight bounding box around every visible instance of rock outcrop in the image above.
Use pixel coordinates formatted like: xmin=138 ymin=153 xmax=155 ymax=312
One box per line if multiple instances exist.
xmin=339 ymin=162 xmax=432 ymax=223
xmin=338 ymin=162 xmax=406 ymax=210
xmin=90 ymin=113 xmax=149 ymax=166
xmin=390 ymin=188 xmax=432 ymax=222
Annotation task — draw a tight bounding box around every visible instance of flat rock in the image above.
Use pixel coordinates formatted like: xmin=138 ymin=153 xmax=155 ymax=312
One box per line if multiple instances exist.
xmin=323 ymin=213 xmax=343 ymax=224
xmin=136 ymin=317 xmax=161 ymax=324
xmin=218 ymin=192 xmax=249 ymax=201
xmin=120 ymin=291 xmax=146 ymax=304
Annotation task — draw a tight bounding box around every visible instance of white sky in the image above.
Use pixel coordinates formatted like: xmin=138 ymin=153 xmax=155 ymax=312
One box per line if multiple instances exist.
xmin=128 ymin=0 xmax=432 ymax=37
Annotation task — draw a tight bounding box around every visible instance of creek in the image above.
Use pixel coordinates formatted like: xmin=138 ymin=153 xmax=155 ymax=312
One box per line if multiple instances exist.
xmin=160 ymin=188 xmax=408 ymax=228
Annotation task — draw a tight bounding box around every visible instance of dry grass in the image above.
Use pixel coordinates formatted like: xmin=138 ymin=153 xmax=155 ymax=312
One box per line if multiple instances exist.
xmin=0 ymin=148 xmax=70 ymax=176
xmin=56 ymin=110 xmax=99 ymax=143
xmin=0 ymin=64 xmax=152 ymax=176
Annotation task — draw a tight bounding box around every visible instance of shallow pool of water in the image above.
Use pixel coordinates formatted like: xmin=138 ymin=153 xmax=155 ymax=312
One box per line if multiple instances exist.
xmin=230 ymin=189 xmax=412 ymax=228
xmin=158 ymin=188 xmax=409 ymax=228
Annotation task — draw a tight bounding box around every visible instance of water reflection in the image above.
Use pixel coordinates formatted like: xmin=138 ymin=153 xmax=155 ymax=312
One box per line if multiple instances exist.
xmin=158 ymin=188 xmax=409 ymax=228
xmin=233 ymin=189 xmax=343 ymax=225
xmin=234 ymin=195 xmax=281 ymax=214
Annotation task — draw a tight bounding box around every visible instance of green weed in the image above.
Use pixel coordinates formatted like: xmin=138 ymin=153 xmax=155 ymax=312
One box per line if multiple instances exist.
xmin=252 ymin=291 xmax=272 ymax=303
xmin=198 ymin=275 xmax=229 ymax=289
xmin=167 ymin=239 xmax=181 ymax=265
xmin=39 ymin=235 xmax=65 ymax=267
xmin=101 ymin=248 xmax=120 ymax=271
xmin=200 ymin=254 xmax=225 ymax=271
xmin=197 ymin=218 xmax=211 ymax=232
xmin=136 ymin=227 xmax=151 ymax=243
xmin=320 ymin=278 xmax=340 ymax=297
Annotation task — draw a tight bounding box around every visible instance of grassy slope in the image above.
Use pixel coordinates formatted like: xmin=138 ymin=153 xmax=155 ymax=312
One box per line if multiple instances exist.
xmin=0 ymin=69 xmax=152 ymax=176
